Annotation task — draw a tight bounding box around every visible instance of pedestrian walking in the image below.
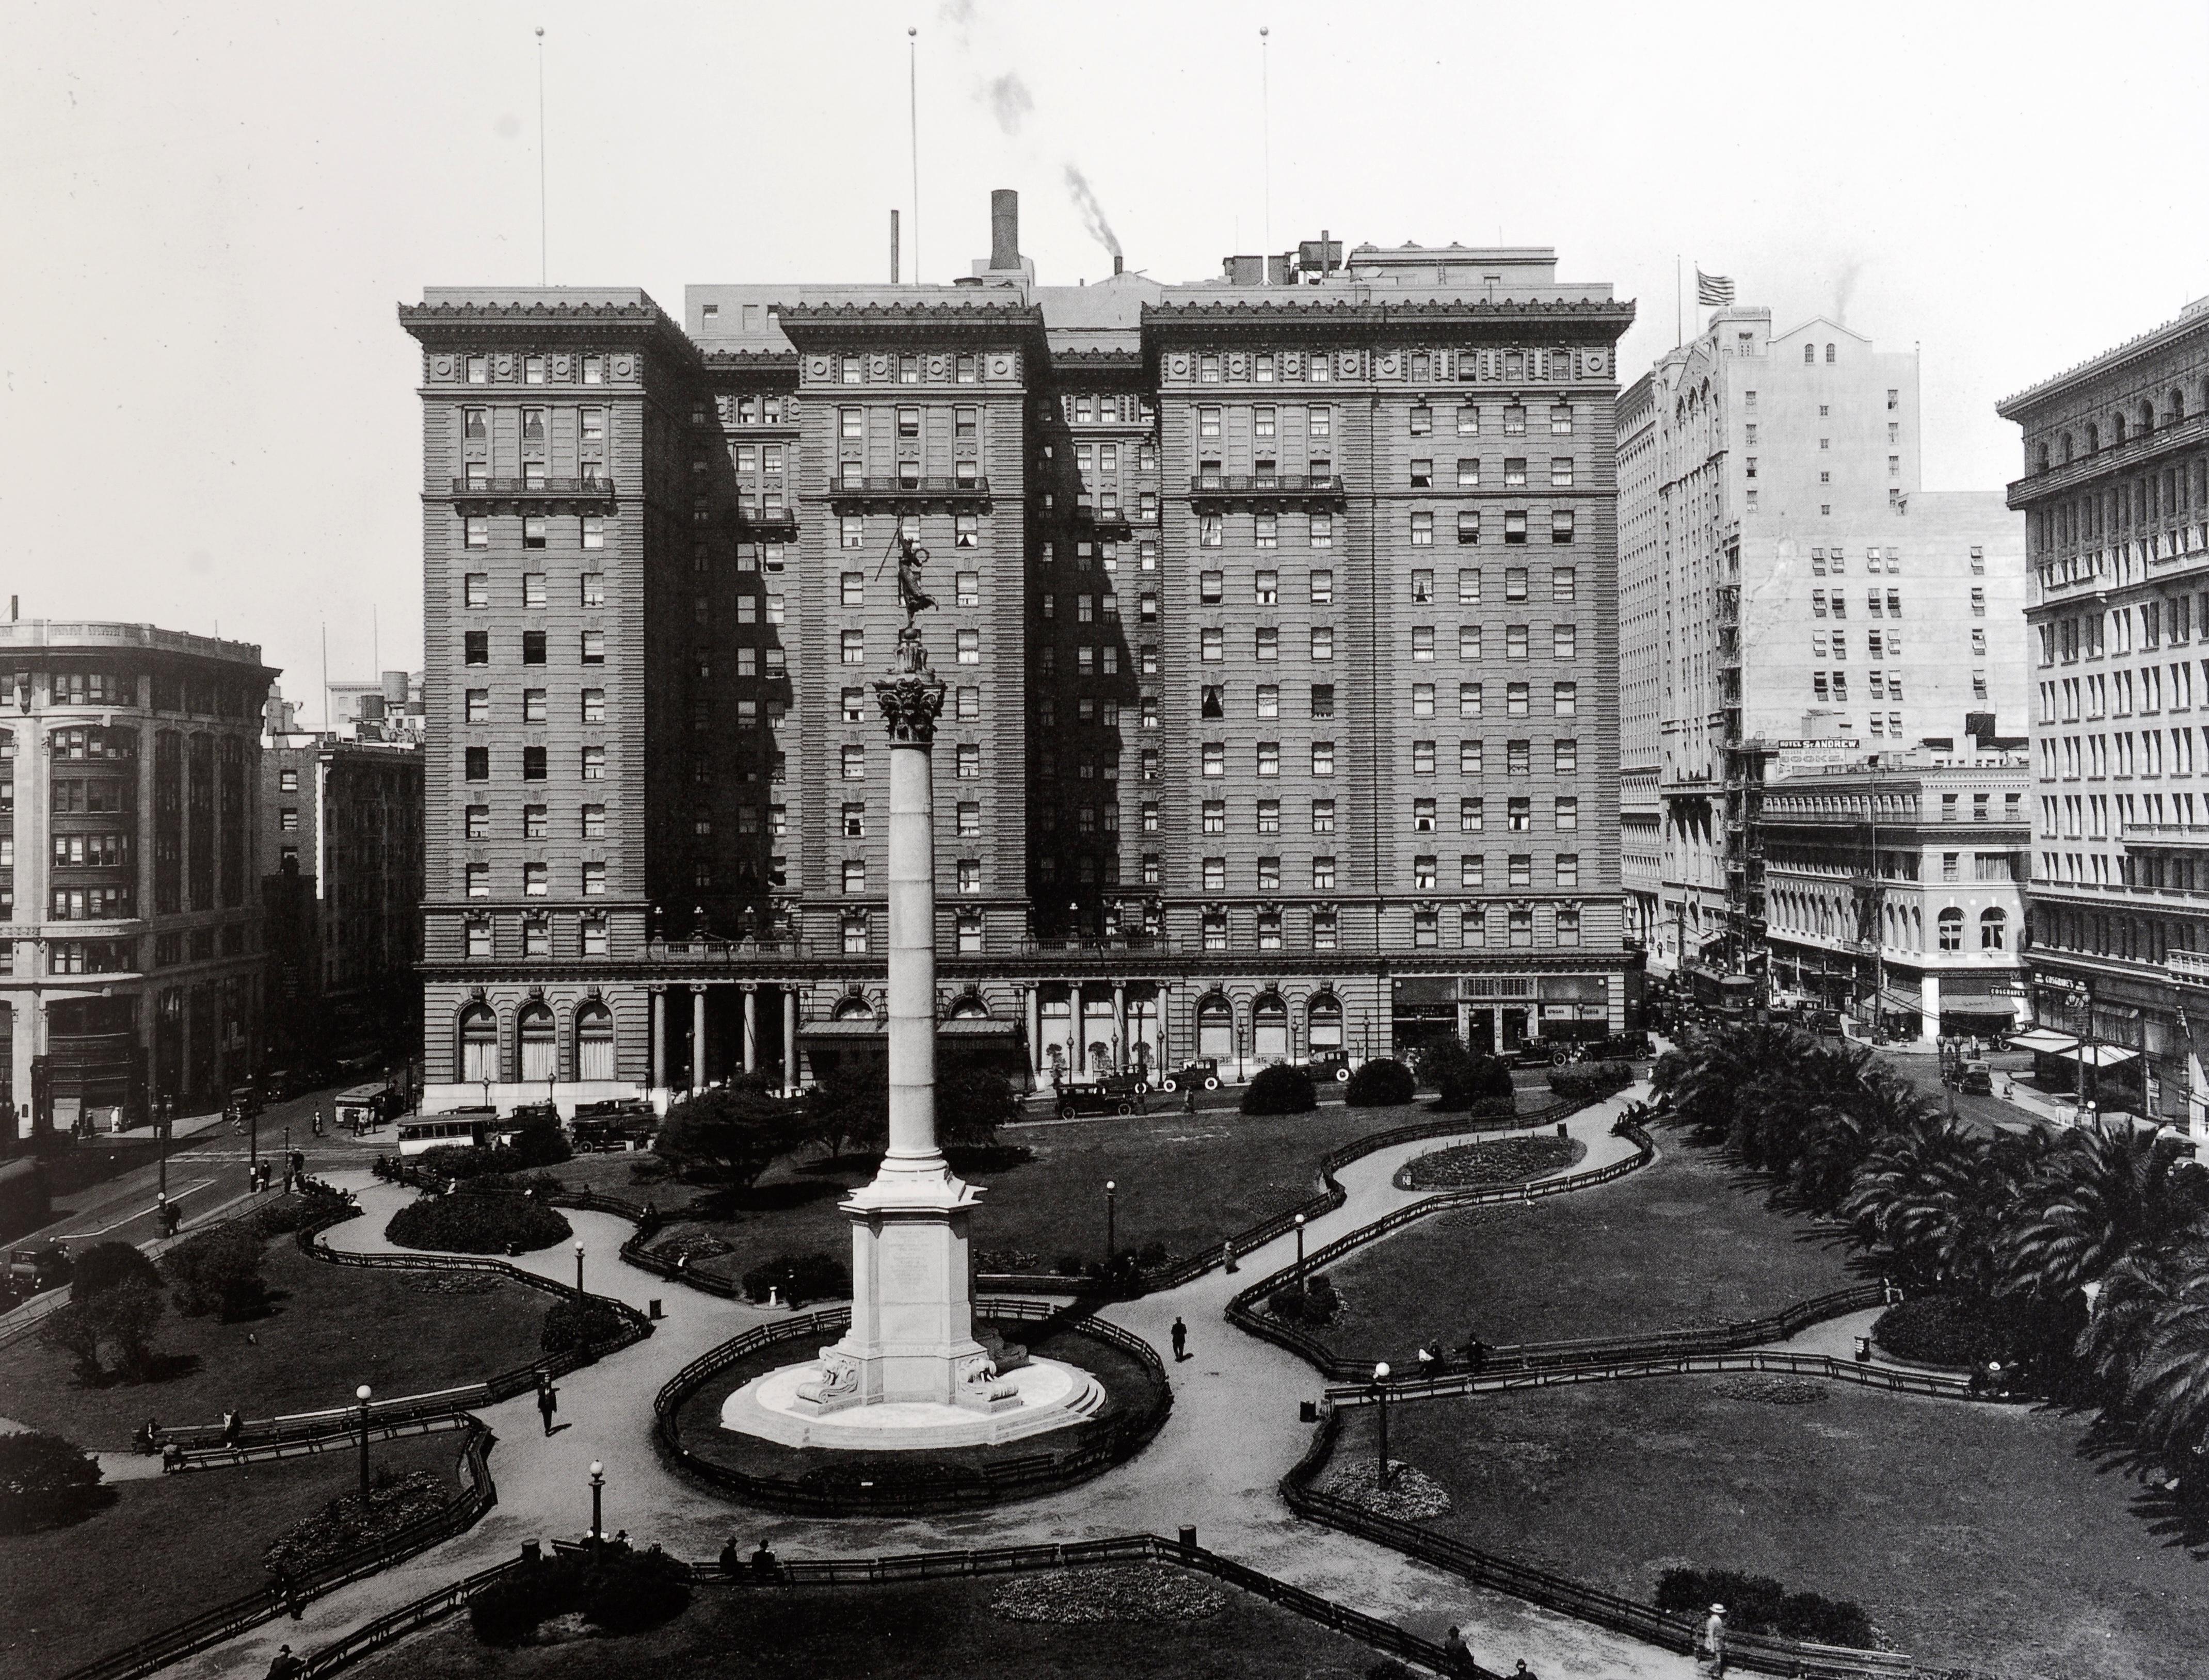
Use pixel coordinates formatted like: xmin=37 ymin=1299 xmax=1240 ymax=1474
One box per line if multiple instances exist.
xmin=1417 ymin=1338 xmax=1439 ymax=1380
xmin=1221 ymin=1238 xmax=1237 ymax=1274
xmin=1701 ymin=1603 xmax=1727 ymax=1675
xmin=536 ymin=1376 xmax=559 ymax=1436
xmin=222 ymin=1408 xmax=244 ymax=1448
xmin=1170 ymin=1316 xmax=1188 ymax=1362
xmin=1183 ymin=1087 xmax=1196 ymax=1115
xmin=264 ymin=1643 xmax=303 ymax=1679
xmin=1443 ymin=1625 xmax=1472 ymax=1666
xmin=1511 ymin=1661 xmax=1540 ymax=1679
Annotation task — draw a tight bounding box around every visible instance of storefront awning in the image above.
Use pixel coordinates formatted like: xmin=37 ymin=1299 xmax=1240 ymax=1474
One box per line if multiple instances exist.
xmin=796 ymin=1019 xmax=884 ymax=1040
xmin=2057 ymin=1043 xmax=2140 ymax=1069
xmin=797 ymin=1016 xmax=1021 ymax=1041
xmin=2008 ymin=1028 xmax=2079 ymax=1055
xmin=1936 ymin=995 xmax=2025 ymax=1020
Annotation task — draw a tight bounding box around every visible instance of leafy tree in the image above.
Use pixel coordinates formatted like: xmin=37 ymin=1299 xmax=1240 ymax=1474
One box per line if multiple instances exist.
xmin=939 ymin=1071 xmax=1020 ymax=1148
xmin=1344 ymin=1057 xmax=1415 ymax=1108
xmin=655 ymin=1076 xmax=807 ymax=1186
xmin=1412 ymin=1036 xmax=1512 ymax=1110
xmin=41 ymin=1278 xmax=166 ymax=1382
xmin=0 ymin=1430 xmax=105 ymax=1533
xmin=803 ymin=1065 xmax=887 ymax=1158
xmin=1242 ymin=1063 xmax=1317 ymax=1116
xmin=71 ymin=1240 xmax=161 ymax=1300
xmin=161 ymin=1222 xmax=269 ymax=1318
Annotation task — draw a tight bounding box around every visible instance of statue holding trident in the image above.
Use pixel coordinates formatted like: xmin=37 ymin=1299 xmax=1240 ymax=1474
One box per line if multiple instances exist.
xmin=881 ymin=534 xmax=937 ymax=673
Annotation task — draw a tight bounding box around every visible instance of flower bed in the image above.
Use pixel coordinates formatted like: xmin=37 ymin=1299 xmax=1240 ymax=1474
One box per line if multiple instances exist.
xmin=386 ymin=1191 xmax=572 ymax=1255
xmin=1313 ymin=1459 xmax=1452 ymax=1520
xmin=263 ymin=1469 xmax=454 ymax=1576
xmin=1399 ymin=1135 xmax=1582 ymax=1191
xmin=989 ymin=1566 xmax=1227 ymax=1624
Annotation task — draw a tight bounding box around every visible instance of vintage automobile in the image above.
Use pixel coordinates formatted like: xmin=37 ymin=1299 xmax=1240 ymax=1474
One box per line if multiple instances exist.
xmin=1055 ymin=1081 xmax=1148 ymax=1119
xmin=1156 ymin=1058 xmax=1222 ymax=1093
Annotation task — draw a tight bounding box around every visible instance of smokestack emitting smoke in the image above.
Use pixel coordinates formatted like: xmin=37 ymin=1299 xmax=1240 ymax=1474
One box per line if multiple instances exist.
xmin=982 ymin=71 xmax=1032 ymax=135
xmin=991 ymin=189 xmax=1020 ymax=270
xmin=1834 ymin=259 xmax=1863 ymax=325
xmin=1064 ymin=164 xmax=1120 ymax=264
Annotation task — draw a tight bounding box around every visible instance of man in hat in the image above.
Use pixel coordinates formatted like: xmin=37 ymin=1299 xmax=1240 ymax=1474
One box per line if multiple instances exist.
xmin=1702 ymin=1603 xmax=1727 ymax=1674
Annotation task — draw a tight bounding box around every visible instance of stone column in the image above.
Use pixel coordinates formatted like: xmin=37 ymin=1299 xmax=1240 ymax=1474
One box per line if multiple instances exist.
xmin=1112 ymin=982 xmax=1127 ymax=1072
xmin=782 ymin=989 xmax=799 ymax=1097
xmin=742 ymin=983 xmax=758 ymax=1074
xmin=1919 ymin=973 xmax=1941 ymax=1043
xmin=649 ymin=989 xmax=666 ymax=1093
xmin=1068 ymin=981 xmax=1084 ymax=1078
xmin=881 ymin=673 xmax=946 ymax=1175
xmin=691 ymin=987 xmax=708 ymax=1094
xmin=1023 ymin=985 xmax=1044 ymax=1092
xmin=1155 ymin=983 xmax=1172 ymax=1074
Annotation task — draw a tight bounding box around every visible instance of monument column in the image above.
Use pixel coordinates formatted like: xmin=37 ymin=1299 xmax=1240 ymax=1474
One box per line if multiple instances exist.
xmin=1024 ymin=985 xmax=1044 ymax=1092
xmin=691 ymin=987 xmax=708 ymax=1094
xmin=649 ymin=989 xmax=666 ymax=1094
xmin=742 ymin=983 xmax=758 ymax=1074
xmin=1113 ymin=982 xmax=1127 ymax=1072
xmin=1069 ymin=981 xmax=1084 ymax=1078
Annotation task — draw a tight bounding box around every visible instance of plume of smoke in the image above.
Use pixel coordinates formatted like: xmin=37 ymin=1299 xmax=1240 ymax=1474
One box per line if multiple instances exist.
xmin=938 ymin=0 xmax=976 ymax=36
xmin=1064 ymin=163 xmax=1121 ymax=261
xmin=981 ymin=71 xmax=1032 ymax=135
xmin=1834 ymin=258 xmax=1863 ymax=325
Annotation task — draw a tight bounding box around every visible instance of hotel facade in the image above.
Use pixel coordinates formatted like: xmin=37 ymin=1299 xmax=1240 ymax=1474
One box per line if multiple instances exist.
xmin=401 ymin=193 xmax=1638 ymax=1111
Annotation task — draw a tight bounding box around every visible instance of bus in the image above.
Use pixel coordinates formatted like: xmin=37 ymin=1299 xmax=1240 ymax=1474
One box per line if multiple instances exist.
xmin=395 ymin=1109 xmax=496 ymax=1156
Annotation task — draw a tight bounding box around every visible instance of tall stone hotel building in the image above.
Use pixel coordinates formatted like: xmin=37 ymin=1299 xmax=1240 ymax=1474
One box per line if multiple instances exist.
xmin=2002 ymin=298 xmax=2209 ymax=1135
xmin=1617 ymin=308 xmax=2025 ymax=991
xmin=401 ymin=193 xmax=1635 ymax=1109
xmin=2 ymin=621 xmax=274 ymax=1143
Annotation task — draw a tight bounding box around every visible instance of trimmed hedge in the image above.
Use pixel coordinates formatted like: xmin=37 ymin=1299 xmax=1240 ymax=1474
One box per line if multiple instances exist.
xmin=541 ymin=1297 xmax=629 ymax=1356
xmin=469 ymin=1548 xmax=691 ymax=1644
xmin=1653 ymin=1565 xmax=1874 ymax=1649
xmin=1547 ymin=1060 xmax=1636 ymax=1104
xmin=71 ymin=1240 xmax=161 ymax=1300
xmin=1872 ymin=1294 xmax=2019 ymax=1370
xmin=385 ymin=1190 xmax=572 ymax=1255
xmin=741 ymin=1252 xmax=851 ymax=1307
xmin=1345 ymin=1058 xmax=1416 ymax=1108
xmin=160 ymin=1222 xmax=268 ymax=1319
xmin=1267 ymin=1272 xmax=1341 ymax=1327
xmin=1242 ymin=1063 xmax=1318 ymax=1116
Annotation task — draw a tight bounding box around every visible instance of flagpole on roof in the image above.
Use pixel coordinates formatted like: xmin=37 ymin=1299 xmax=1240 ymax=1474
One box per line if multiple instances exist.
xmin=1675 ymin=255 xmax=1682 ymax=348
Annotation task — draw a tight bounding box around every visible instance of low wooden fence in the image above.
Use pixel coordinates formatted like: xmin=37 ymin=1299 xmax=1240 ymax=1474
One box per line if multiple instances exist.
xmin=290 ymin=1531 xmax=1495 ymax=1679
xmin=1280 ymin=1409 xmax=1990 ymax=1680
xmin=1223 ymin=1118 xmax=1661 ymax=1378
xmin=57 ymin=1420 xmax=499 ymax=1680
xmin=1321 ymin=1342 xmax=1987 ymax=1409
xmin=652 ymin=1298 xmax=1173 ymax=1514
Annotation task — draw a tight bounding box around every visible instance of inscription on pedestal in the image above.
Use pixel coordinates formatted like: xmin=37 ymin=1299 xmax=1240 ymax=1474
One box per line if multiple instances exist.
xmin=879 ymin=1228 xmax=932 ymax=1297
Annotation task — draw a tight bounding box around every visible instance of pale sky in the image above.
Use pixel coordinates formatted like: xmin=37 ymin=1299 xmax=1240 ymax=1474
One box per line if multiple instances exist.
xmin=4 ymin=0 xmax=2200 ymax=706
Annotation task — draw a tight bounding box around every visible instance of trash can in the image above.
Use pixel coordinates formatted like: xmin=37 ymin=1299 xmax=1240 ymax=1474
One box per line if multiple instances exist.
xmin=1853 ymin=1335 xmax=1872 ymax=1365
xmin=521 ymin=1539 xmax=542 ymax=1563
xmin=1177 ymin=1525 xmax=1197 ymax=1552
xmin=649 ymin=1298 xmax=664 ymax=1321
xmin=1299 ymin=1399 xmax=1318 ymax=1423
xmin=1557 ymin=1121 xmax=1569 ymax=1139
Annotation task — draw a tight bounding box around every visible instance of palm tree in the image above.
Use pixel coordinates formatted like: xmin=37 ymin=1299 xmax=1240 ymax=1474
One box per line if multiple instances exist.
xmin=1844 ymin=1114 xmax=2020 ymax=1294
xmin=1998 ymin=1126 xmax=2209 ymax=1303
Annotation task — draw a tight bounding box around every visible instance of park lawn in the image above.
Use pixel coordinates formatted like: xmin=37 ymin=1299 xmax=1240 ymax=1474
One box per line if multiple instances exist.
xmin=0 ymin=1430 xmax=463 ymax=1680
xmin=345 ymin=1569 xmax=1393 ymax=1680
xmin=1332 ymin=1379 xmax=2209 ymax=1680
xmin=561 ymin=1101 xmax=1437 ymax=1289
xmin=0 ymin=1235 xmax=551 ymax=1447
xmin=1307 ymin=1138 xmax=1856 ymax=1361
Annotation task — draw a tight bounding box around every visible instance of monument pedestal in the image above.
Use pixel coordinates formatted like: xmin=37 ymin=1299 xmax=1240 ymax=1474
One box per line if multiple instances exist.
xmin=791 ymin=1161 xmax=1020 ymax=1416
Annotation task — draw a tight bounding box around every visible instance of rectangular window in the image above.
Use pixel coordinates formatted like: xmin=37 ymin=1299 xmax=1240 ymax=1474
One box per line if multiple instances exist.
xmin=1410 ymin=511 xmax=1434 ymax=546
xmin=581 ymin=630 xmax=604 ymax=664
xmin=1412 ymin=626 xmax=1435 ymax=661
xmin=1311 ymin=740 xmax=1336 ymax=776
xmin=581 ymin=746 xmax=604 ymax=780
xmin=1458 ymin=510 xmax=1481 ymax=545
xmin=1413 ymin=798 xmax=1436 ymax=832
xmin=465 ymin=746 xmax=489 ymax=781
xmin=1257 ymin=741 xmax=1280 ymax=777
xmin=1554 ymin=624 xmax=1577 ymax=659
xmin=956 ymin=744 xmax=981 ymax=778
xmin=1413 ymin=739 xmax=1436 ymax=774
xmin=1255 ymin=626 xmax=1278 ymax=661
xmin=1311 ymin=626 xmax=1335 ymax=660
xmin=842 ymin=629 xmax=866 ymax=665
xmin=1551 ymin=509 xmax=1575 ymax=544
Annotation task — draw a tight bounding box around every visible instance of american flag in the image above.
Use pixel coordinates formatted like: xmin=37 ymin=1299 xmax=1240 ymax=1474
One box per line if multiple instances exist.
xmin=1696 ymin=268 xmax=1736 ymax=307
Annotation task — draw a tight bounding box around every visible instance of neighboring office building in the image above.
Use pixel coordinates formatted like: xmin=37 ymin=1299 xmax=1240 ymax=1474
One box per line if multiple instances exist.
xmin=1 ymin=620 xmax=275 ymax=1144
xmin=2000 ymin=298 xmax=2209 ymax=1136
xmin=399 ymin=190 xmax=1638 ymax=1114
xmin=259 ymin=726 xmax=425 ymax=1075
xmin=1760 ymin=753 xmax=2029 ymax=1040
xmin=1617 ymin=306 xmax=2026 ymax=992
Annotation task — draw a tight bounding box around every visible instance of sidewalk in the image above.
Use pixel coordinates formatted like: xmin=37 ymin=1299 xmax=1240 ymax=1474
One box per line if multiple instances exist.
xmin=169 ymin=1089 xmax=1695 ymax=1680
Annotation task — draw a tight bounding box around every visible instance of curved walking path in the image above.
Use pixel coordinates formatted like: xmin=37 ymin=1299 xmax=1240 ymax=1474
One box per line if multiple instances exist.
xmin=168 ymin=1090 xmax=1699 ymax=1680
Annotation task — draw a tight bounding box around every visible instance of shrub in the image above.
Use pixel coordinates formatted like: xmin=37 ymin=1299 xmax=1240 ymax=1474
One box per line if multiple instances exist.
xmin=657 ymin=1080 xmax=807 ymax=1186
xmin=1414 ymin=1037 xmax=1515 ymax=1110
xmin=465 ymin=1169 xmax=566 ymax=1200
xmin=1548 ymin=1060 xmax=1636 ymax=1104
xmin=41 ymin=1279 xmax=165 ymax=1382
xmin=161 ymin=1222 xmax=268 ymax=1318
xmin=420 ymin=1122 xmax=571 ymax=1185
xmin=1873 ymin=1294 xmax=2020 ymax=1370
xmin=71 ymin=1240 xmax=161 ymax=1300
xmin=541 ymin=1298 xmax=629 ymax=1356
xmin=1267 ymin=1272 xmax=1340 ymax=1327
xmin=470 ymin=1549 xmax=690 ymax=1644
xmin=1345 ymin=1058 xmax=1416 ymax=1108
xmin=0 ymin=1430 xmax=106 ymax=1533
xmin=1242 ymin=1063 xmax=1317 ymax=1116
xmin=1654 ymin=1566 xmax=1873 ymax=1649
xmin=386 ymin=1191 xmax=571 ymax=1255
xmin=741 ymin=1251 xmax=851 ymax=1307
xmin=940 ymin=1071 xmax=1021 ymax=1148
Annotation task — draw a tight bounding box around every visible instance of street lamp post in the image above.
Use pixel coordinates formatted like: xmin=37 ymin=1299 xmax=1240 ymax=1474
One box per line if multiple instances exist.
xmin=356 ymin=1384 xmax=373 ymax=1505
xmin=1372 ymin=1362 xmax=1391 ymax=1489
xmin=1104 ymin=1181 xmax=1117 ymax=1270
xmin=574 ymin=1241 xmax=586 ymax=1299
xmin=156 ymin=1097 xmax=172 ymax=1197
xmin=1294 ymin=1212 xmax=1307 ymax=1294
xmin=588 ymin=1460 xmax=605 ymax=1556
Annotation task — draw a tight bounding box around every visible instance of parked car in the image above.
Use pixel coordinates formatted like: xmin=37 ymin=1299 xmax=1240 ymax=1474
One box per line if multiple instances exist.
xmin=1955 ymin=1060 xmax=1994 ymax=1095
xmin=1511 ymin=1039 xmax=1564 ymax=1068
xmin=1055 ymin=1081 xmax=1148 ymax=1119
xmin=571 ymin=1100 xmax=658 ymax=1153
xmin=1305 ymin=1050 xmax=1354 ymax=1084
xmin=1096 ymin=1069 xmax=1153 ymax=1095
xmin=1157 ymin=1058 xmax=1222 ymax=1093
